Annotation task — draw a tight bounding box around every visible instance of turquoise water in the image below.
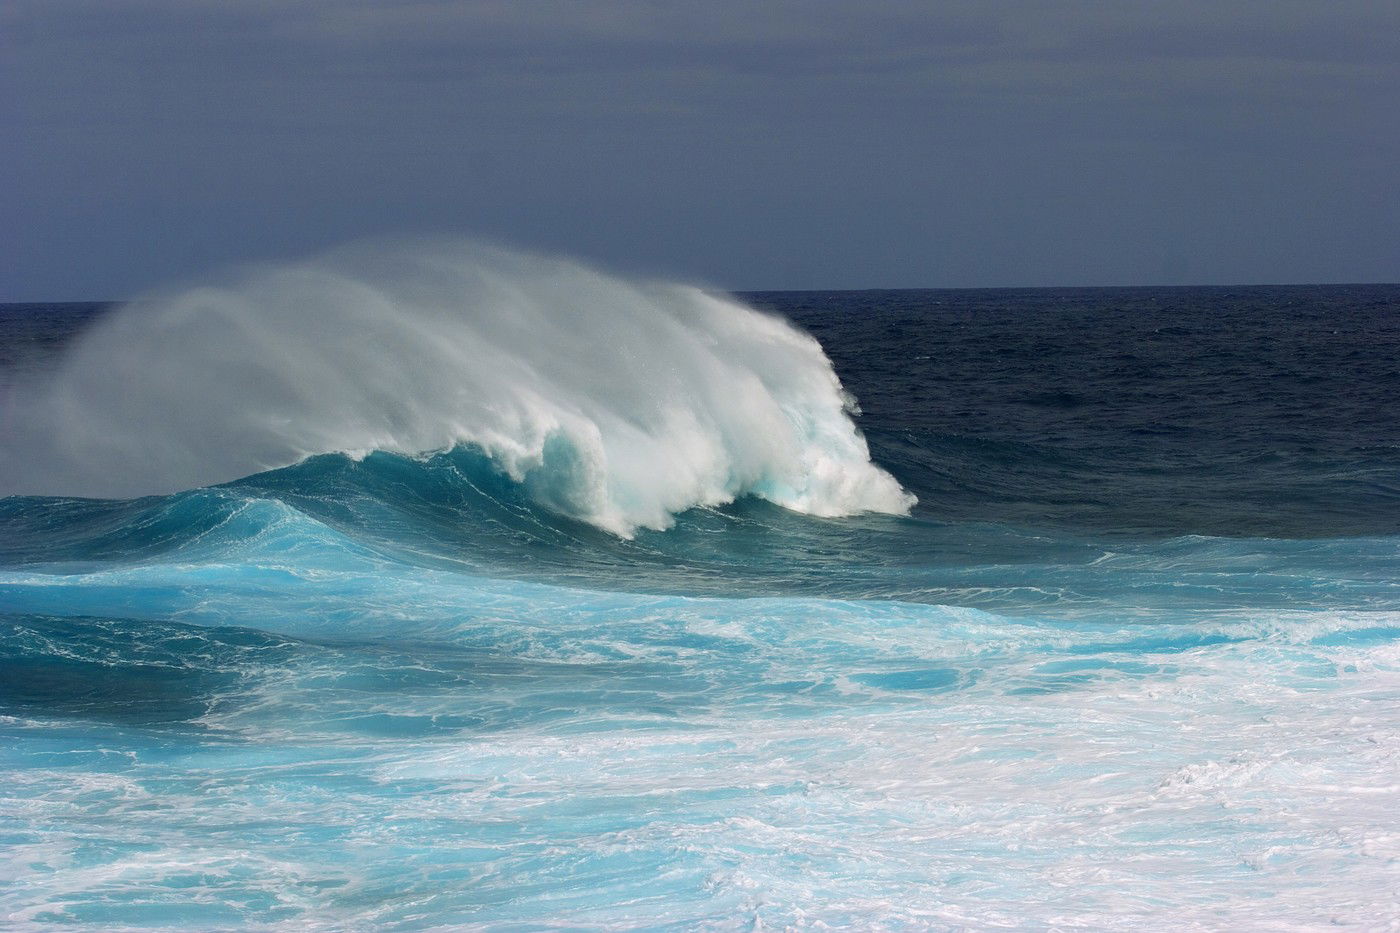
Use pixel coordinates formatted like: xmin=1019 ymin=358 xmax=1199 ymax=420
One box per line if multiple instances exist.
xmin=2 ymin=249 xmax=1398 ymax=928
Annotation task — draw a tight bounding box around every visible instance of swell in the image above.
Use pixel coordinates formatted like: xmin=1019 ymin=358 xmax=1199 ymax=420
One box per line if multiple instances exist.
xmin=5 ymin=447 xmax=1399 ymax=617
xmin=0 ymin=240 xmax=912 ymax=535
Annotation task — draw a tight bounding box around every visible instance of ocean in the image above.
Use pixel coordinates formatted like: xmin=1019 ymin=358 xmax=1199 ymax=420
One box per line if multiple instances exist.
xmin=1 ymin=244 xmax=1397 ymax=929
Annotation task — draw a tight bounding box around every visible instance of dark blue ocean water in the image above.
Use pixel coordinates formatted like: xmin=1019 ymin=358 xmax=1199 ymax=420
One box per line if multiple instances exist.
xmin=2 ymin=269 xmax=1398 ymax=928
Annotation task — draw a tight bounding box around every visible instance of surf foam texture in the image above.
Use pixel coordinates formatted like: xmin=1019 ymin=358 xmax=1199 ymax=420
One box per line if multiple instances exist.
xmin=0 ymin=240 xmax=912 ymax=535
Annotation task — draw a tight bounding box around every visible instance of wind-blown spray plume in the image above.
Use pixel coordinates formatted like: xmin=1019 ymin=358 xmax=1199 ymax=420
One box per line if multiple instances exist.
xmin=0 ymin=240 xmax=913 ymax=534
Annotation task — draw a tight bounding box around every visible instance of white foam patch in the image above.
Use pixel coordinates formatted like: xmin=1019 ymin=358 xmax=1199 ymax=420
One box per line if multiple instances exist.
xmin=3 ymin=629 xmax=1397 ymax=930
xmin=4 ymin=521 xmax=1398 ymax=927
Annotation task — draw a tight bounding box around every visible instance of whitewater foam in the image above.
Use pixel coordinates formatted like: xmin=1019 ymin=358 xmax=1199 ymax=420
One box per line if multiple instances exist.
xmin=4 ymin=546 xmax=1398 ymax=929
xmin=0 ymin=240 xmax=912 ymax=534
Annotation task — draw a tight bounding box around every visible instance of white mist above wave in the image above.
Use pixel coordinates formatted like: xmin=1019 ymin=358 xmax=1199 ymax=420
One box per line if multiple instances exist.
xmin=0 ymin=240 xmax=913 ymax=534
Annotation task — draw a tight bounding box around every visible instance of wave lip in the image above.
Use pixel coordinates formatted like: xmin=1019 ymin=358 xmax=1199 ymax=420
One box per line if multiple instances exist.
xmin=0 ymin=240 xmax=913 ymax=535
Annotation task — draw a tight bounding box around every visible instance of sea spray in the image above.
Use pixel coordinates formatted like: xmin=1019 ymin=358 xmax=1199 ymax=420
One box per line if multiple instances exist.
xmin=0 ymin=240 xmax=913 ymax=534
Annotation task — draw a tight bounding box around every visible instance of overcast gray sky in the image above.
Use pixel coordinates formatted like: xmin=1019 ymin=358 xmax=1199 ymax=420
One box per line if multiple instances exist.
xmin=3 ymin=0 xmax=1398 ymax=299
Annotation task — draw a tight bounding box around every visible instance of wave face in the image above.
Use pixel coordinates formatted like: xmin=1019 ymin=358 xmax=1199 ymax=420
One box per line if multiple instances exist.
xmin=0 ymin=241 xmax=911 ymax=534
xmin=3 ymin=282 xmax=1400 ymax=930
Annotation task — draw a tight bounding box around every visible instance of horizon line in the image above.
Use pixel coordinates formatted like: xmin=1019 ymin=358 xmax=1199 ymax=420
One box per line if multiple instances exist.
xmin=5 ymin=279 xmax=1399 ymax=305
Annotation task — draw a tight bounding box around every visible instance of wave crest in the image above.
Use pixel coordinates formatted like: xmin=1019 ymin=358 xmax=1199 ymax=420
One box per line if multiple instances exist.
xmin=0 ymin=240 xmax=913 ymax=535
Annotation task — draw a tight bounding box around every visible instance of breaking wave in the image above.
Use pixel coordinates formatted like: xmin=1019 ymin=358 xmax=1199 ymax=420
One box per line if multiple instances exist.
xmin=0 ymin=240 xmax=912 ymax=535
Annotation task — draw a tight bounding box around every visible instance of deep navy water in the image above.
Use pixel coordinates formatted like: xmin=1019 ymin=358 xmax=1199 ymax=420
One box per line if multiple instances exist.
xmin=2 ymin=262 xmax=1399 ymax=929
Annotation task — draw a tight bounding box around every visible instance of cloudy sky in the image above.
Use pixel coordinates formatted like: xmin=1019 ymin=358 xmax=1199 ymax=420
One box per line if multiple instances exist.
xmin=3 ymin=1 xmax=1397 ymax=298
